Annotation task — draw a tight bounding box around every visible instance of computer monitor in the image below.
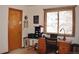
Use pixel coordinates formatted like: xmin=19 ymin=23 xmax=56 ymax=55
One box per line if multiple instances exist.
xmin=50 ymin=34 xmax=57 ymax=39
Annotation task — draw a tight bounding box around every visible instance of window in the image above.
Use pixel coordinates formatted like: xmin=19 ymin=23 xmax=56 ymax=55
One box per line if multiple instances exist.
xmin=44 ymin=6 xmax=75 ymax=36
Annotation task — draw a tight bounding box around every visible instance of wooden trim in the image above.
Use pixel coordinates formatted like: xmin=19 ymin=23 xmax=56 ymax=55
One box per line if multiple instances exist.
xmin=44 ymin=10 xmax=47 ymax=33
xmin=20 ymin=9 xmax=23 ymax=47
xmin=72 ymin=7 xmax=76 ymax=36
xmin=9 ymin=8 xmax=22 ymax=12
xmin=44 ymin=6 xmax=76 ymax=37
xmin=44 ymin=6 xmax=76 ymax=12
xmin=8 ymin=8 xmax=23 ymax=51
xmin=57 ymin=12 xmax=59 ymax=34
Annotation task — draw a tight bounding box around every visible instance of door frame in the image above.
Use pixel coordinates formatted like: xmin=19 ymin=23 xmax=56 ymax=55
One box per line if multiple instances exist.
xmin=8 ymin=8 xmax=23 ymax=51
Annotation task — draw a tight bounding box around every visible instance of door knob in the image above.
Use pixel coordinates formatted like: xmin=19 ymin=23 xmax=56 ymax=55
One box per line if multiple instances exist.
xmin=19 ymin=21 xmax=22 ymax=24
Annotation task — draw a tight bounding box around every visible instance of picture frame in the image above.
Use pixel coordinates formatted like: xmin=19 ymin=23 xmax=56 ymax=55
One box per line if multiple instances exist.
xmin=33 ymin=15 xmax=39 ymax=24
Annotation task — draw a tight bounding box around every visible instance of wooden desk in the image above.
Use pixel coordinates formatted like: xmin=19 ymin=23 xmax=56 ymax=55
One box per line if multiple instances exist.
xmin=38 ymin=37 xmax=71 ymax=54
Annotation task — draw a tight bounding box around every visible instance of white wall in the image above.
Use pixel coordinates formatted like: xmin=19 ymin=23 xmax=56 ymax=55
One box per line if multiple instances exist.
xmin=26 ymin=5 xmax=79 ymax=44
xmin=0 ymin=5 xmax=29 ymax=53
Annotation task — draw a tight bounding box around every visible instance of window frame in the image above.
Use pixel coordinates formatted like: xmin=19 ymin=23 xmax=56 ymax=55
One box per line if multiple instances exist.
xmin=44 ymin=6 xmax=76 ymax=36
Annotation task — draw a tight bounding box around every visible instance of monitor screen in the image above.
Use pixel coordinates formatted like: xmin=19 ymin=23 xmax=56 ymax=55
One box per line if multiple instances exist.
xmin=50 ymin=34 xmax=57 ymax=39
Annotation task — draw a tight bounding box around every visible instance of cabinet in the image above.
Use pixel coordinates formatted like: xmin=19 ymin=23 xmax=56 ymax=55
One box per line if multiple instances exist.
xmin=38 ymin=37 xmax=46 ymax=53
xmin=57 ymin=41 xmax=71 ymax=54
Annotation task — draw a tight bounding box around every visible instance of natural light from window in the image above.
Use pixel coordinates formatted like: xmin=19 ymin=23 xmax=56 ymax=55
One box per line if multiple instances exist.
xmin=44 ymin=6 xmax=75 ymax=36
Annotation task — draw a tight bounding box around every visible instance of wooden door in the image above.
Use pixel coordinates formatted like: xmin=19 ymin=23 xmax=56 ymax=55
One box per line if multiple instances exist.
xmin=8 ymin=8 xmax=22 ymax=51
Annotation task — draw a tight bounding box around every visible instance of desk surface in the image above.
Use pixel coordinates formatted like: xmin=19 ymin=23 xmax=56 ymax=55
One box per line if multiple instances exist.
xmin=57 ymin=39 xmax=72 ymax=44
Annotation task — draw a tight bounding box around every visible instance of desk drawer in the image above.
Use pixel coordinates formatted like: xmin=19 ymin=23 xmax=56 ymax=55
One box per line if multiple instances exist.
xmin=58 ymin=42 xmax=71 ymax=54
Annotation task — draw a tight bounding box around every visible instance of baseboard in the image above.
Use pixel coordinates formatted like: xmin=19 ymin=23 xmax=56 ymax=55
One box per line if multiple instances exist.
xmin=2 ymin=52 xmax=9 ymax=54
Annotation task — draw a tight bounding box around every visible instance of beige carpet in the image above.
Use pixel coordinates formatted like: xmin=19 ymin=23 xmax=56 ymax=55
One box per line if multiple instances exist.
xmin=8 ymin=47 xmax=37 ymax=54
xmin=8 ymin=47 xmax=56 ymax=54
